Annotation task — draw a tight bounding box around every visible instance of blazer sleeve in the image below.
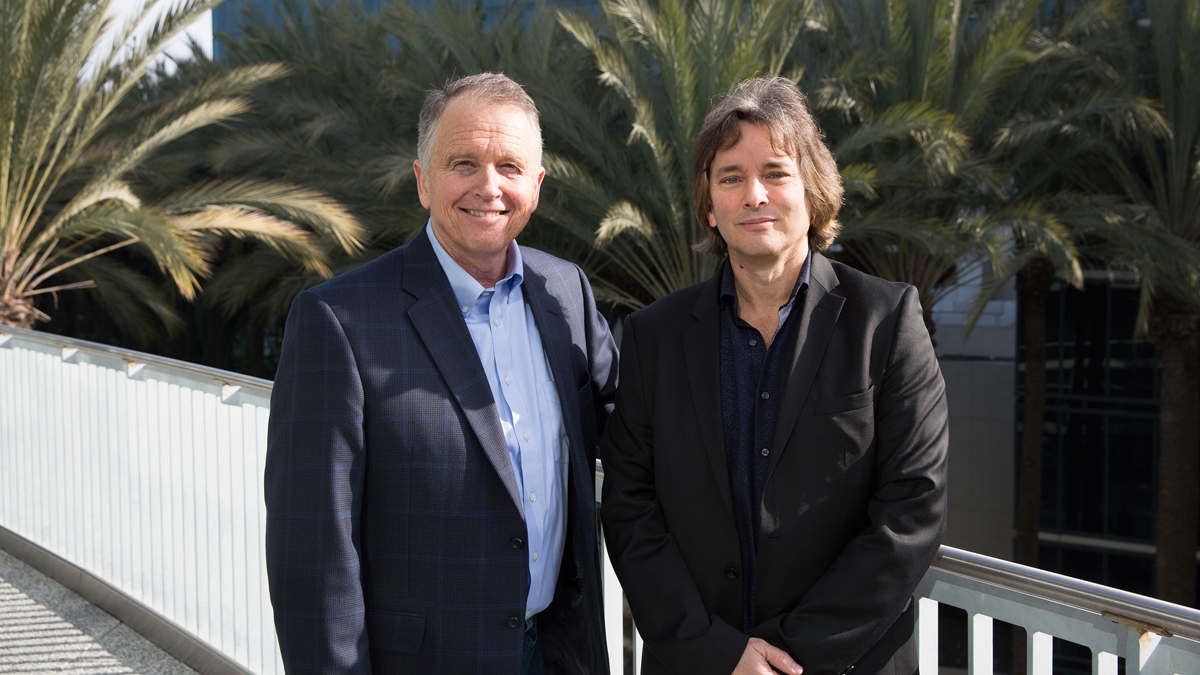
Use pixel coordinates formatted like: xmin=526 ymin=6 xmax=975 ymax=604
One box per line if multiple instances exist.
xmin=265 ymin=290 xmax=371 ymax=675
xmin=600 ymin=314 xmax=750 ymax=675
xmin=754 ymin=285 xmax=949 ymax=675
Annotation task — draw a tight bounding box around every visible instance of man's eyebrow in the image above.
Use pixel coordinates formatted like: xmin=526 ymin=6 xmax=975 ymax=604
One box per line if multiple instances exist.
xmin=711 ymin=163 xmax=744 ymax=176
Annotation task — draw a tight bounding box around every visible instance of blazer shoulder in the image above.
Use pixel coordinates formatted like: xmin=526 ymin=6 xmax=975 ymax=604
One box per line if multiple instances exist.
xmin=285 ymin=244 xmax=414 ymax=328
xmin=625 ymin=277 xmax=713 ymax=334
xmin=520 ymin=245 xmax=577 ymax=275
xmin=825 ymin=257 xmax=917 ymax=306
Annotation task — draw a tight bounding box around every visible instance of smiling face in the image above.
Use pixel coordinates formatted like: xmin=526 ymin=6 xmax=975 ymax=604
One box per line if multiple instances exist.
xmin=414 ymin=97 xmax=545 ymax=282
xmin=707 ymin=121 xmax=811 ymax=268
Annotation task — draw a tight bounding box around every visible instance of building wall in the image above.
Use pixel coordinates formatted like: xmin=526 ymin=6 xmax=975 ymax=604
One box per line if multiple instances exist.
xmin=933 ymin=279 xmax=1018 ymax=561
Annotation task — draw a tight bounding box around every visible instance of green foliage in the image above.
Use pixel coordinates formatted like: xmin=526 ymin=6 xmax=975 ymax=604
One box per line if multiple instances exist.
xmin=552 ymin=0 xmax=808 ymax=309
xmin=0 ymin=0 xmax=365 ymax=342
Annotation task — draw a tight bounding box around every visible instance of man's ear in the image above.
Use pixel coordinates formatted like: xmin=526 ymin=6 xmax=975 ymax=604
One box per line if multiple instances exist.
xmin=531 ymin=165 xmax=546 ymax=211
xmin=414 ymin=160 xmax=431 ymax=209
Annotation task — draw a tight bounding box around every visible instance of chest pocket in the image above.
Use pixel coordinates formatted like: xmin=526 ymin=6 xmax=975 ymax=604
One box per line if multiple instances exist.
xmin=811 ymin=387 xmax=875 ymax=471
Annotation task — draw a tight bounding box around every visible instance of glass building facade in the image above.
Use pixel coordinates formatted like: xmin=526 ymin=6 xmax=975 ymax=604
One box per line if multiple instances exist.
xmin=212 ymin=0 xmax=599 ymax=59
xmin=1021 ymin=274 xmax=1163 ymax=598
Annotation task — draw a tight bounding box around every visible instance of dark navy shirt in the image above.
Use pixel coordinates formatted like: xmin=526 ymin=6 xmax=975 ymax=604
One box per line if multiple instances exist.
xmin=718 ymin=253 xmax=811 ymax=635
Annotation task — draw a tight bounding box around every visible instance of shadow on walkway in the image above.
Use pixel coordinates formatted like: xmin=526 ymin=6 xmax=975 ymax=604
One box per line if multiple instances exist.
xmin=0 ymin=550 xmax=197 ymax=675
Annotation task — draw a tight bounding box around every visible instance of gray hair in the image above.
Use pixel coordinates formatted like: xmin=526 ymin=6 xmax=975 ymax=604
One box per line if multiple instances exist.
xmin=416 ymin=73 xmax=543 ymax=169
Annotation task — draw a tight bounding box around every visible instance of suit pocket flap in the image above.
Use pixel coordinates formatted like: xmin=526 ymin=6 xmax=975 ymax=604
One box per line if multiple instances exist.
xmin=366 ymin=609 xmax=425 ymax=654
xmin=813 ymin=387 xmax=874 ymax=415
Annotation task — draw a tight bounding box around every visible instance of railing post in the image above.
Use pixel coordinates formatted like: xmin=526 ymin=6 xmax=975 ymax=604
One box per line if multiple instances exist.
xmin=1125 ymin=625 xmax=1163 ymax=674
xmin=1028 ymin=630 xmax=1052 ymax=675
xmin=969 ymin=613 xmax=993 ymax=675
xmin=632 ymin=625 xmax=644 ymax=674
xmin=600 ymin=526 xmax=624 ymax=674
xmin=917 ymin=597 xmax=939 ymax=674
xmin=1096 ymin=649 xmax=1118 ymax=675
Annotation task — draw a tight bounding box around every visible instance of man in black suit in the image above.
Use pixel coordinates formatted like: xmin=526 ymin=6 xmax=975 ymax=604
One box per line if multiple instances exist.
xmin=265 ymin=73 xmax=617 ymax=674
xmin=600 ymin=77 xmax=948 ymax=675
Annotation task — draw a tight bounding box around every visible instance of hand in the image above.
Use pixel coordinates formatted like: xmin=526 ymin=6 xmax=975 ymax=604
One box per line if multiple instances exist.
xmin=731 ymin=637 xmax=802 ymax=675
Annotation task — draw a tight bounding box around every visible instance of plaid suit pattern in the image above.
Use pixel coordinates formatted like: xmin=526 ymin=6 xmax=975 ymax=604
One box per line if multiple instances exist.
xmin=265 ymin=229 xmax=617 ymax=674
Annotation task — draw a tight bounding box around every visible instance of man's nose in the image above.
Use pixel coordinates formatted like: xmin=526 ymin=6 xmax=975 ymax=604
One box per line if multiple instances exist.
xmin=744 ymin=177 xmax=768 ymax=208
xmin=475 ymin=165 xmax=503 ymax=199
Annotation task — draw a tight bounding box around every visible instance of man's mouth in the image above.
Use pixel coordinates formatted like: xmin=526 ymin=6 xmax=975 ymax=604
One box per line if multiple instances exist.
xmin=463 ymin=209 xmax=506 ymax=218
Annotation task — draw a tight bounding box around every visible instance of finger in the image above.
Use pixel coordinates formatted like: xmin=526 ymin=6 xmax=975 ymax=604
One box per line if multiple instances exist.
xmin=761 ymin=643 xmax=802 ymax=674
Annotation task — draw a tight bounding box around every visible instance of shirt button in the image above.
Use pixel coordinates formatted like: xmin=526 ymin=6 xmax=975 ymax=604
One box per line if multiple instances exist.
xmin=749 ymin=339 xmax=757 ymax=347
xmin=761 ymin=391 xmax=770 ymax=399
xmin=523 ymin=432 xmax=530 ymax=440
xmin=504 ymin=375 xmax=512 ymax=385
xmin=761 ymin=448 xmax=770 ymax=457
xmin=529 ymin=493 xmax=537 ymax=502
xmin=493 ymin=318 xmax=501 ymax=326
xmin=532 ymin=552 xmax=539 ymax=561
xmin=461 ymin=305 xmax=469 ymax=314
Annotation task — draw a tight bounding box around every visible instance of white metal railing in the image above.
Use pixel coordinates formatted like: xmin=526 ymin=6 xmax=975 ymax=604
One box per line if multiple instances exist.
xmin=3 ymin=326 xmax=1200 ymax=675
xmin=0 ymin=326 xmax=279 ymax=675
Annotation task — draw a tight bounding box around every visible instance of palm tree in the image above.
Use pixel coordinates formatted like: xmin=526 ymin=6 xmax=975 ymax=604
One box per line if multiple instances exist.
xmin=991 ymin=0 xmax=1200 ymax=604
xmin=0 ymin=0 xmax=364 ymax=340
xmin=1114 ymin=0 xmax=1200 ymax=606
xmin=552 ymin=0 xmax=808 ymax=309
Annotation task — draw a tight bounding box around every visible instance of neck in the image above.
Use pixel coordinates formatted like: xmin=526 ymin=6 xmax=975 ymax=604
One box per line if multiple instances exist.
xmin=431 ymin=229 xmax=512 ymax=289
xmin=458 ymin=254 xmax=509 ymax=290
xmin=728 ymin=245 xmax=809 ymax=314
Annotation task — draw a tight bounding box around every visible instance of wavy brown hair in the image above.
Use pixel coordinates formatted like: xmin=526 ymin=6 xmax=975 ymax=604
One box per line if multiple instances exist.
xmin=693 ymin=77 xmax=842 ymax=257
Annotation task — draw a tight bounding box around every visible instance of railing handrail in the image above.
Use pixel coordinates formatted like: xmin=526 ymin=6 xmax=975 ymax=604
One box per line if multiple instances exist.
xmin=597 ymin=459 xmax=1200 ymax=644
xmin=0 ymin=325 xmax=272 ymax=394
xmin=932 ymin=546 xmax=1200 ymax=641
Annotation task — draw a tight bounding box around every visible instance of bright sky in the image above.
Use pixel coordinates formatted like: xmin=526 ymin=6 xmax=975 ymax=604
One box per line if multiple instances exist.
xmin=104 ymin=0 xmax=214 ymax=67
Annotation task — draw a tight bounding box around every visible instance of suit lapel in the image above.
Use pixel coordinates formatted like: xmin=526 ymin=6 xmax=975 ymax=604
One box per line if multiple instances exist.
xmin=523 ymin=264 xmax=588 ymax=496
xmin=767 ymin=253 xmax=845 ymax=479
xmin=683 ymin=275 xmax=734 ymax=514
xmin=401 ymin=230 xmax=524 ymax=516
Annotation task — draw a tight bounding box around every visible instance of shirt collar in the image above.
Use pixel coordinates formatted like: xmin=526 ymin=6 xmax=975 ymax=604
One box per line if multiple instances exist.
xmin=719 ymin=250 xmax=812 ymax=311
xmin=426 ymin=220 xmax=524 ymax=312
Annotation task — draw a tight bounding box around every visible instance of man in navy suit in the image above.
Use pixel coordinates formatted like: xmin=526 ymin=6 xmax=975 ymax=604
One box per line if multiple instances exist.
xmin=265 ymin=73 xmax=618 ymax=675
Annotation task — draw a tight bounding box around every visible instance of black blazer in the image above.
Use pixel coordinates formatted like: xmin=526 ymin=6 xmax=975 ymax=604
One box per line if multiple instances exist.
xmin=600 ymin=253 xmax=948 ymax=675
xmin=266 ymin=229 xmax=619 ymax=674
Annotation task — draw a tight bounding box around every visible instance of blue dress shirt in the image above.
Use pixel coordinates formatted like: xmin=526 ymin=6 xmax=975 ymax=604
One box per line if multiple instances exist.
xmin=427 ymin=222 xmax=567 ymax=619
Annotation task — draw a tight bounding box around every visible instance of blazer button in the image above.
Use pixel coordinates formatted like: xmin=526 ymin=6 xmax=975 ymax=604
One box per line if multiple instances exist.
xmin=510 ymin=537 xmax=525 ymax=549
xmin=724 ymin=567 xmax=740 ymax=580
xmin=506 ymin=616 xmax=522 ymax=629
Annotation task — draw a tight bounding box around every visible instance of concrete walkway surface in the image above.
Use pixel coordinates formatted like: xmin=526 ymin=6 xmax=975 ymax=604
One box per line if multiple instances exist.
xmin=0 ymin=549 xmax=197 ymax=675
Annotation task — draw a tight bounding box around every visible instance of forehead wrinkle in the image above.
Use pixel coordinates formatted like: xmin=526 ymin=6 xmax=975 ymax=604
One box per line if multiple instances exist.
xmin=434 ymin=122 xmax=538 ymax=166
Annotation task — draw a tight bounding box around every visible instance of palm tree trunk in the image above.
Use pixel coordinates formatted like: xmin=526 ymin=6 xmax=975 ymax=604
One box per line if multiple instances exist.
xmin=1149 ymin=296 xmax=1200 ymax=607
xmin=1015 ymin=257 xmax=1057 ymax=567
xmin=0 ymin=292 xmax=39 ymax=329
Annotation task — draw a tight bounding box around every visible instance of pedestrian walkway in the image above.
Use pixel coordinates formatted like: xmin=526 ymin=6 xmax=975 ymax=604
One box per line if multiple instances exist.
xmin=0 ymin=549 xmax=197 ymax=675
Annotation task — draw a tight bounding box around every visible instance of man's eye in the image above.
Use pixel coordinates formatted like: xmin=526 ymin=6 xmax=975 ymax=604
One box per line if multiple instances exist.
xmin=767 ymin=172 xmax=786 ymax=179
xmin=719 ymin=176 xmax=740 ymax=184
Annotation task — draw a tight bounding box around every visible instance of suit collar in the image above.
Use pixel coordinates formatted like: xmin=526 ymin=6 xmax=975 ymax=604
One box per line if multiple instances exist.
xmin=401 ymin=229 xmax=525 ymax=516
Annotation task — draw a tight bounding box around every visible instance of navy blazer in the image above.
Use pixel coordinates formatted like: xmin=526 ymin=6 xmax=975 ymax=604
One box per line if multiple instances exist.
xmin=601 ymin=253 xmax=948 ymax=675
xmin=265 ymin=228 xmax=618 ymax=674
